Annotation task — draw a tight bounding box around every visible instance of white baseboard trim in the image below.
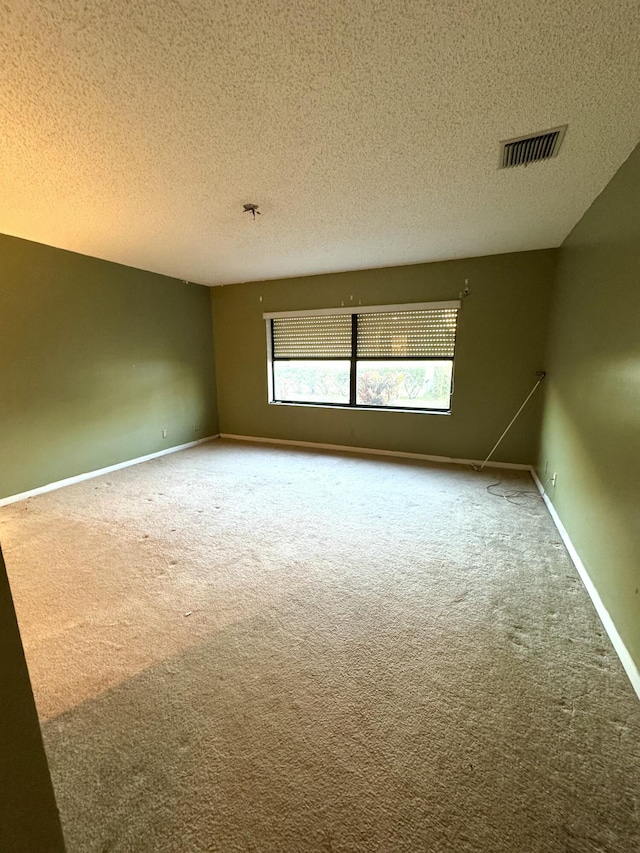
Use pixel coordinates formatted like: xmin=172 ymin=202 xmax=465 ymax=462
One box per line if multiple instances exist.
xmin=219 ymin=433 xmax=531 ymax=471
xmin=531 ymin=468 xmax=640 ymax=701
xmin=0 ymin=435 xmax=220 ymax=508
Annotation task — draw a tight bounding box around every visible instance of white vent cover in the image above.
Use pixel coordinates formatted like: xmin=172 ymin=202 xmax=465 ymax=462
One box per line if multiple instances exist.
xmin=499 ymin=125 xmax=567 ymax=169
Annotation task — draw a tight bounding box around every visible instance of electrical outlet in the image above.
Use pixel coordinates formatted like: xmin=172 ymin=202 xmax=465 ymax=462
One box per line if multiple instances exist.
xmin=551 ymin=472 xmax=557 ymax=487
xmin=194 ymin=424 xmax=200 ymax=432
xmin=162 ymin=429 xmax=168 ymax=438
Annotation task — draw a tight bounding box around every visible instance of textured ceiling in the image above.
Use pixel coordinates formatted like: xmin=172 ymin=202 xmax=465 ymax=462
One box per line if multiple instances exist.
xmin=1 ymin=1 xmax=640 ymax=286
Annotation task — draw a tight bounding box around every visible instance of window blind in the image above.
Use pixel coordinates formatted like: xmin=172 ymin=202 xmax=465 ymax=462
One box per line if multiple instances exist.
xmin=357 ymin=308 xmax=458 ymax=358
xmin=272 ymin=315 xmax=352 ymax=358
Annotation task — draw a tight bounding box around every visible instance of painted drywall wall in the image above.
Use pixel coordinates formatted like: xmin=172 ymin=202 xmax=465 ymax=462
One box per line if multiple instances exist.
xmin=0 ymin=233 xmax=218 ymax=500
xmin=211 ymin=250 xmax=556 ymax=464
xmin=0 ymin=547 xmax=66 ymax=852
xmin=538 ymin=142 xmax=640 ymax=668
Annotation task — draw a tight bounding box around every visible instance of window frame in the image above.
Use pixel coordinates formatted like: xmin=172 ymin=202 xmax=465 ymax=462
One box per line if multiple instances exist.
xmin=264 ymin=300 xmax=460 ymax=414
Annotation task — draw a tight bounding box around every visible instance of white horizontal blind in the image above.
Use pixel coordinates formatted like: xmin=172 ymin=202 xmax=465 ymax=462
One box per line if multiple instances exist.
xmin=272 ymin=315 xmax=352 ymax=358
xmin=357 ymin=308 xmax=458 ymax=358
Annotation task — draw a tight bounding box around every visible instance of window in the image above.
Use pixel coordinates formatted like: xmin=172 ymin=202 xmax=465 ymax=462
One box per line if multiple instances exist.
xmin=265 ymin=301 xmax=460 ymax=413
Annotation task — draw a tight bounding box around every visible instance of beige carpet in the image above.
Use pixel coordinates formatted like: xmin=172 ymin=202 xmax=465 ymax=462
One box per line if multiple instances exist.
xmin=1 ymin=439 xmax=639 ymax=852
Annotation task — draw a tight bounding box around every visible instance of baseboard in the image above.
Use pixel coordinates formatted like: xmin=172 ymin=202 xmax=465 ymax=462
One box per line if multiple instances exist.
xmin=0 ymin=435 xmax=220 ymax=508
xmin=531 ymin=468 xmax=640 ymax=701
xmin=219 ymin=433 xmax=531 ymax=470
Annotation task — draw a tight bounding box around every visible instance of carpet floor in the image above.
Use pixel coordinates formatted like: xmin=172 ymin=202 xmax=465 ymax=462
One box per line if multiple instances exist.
xmin=1 ymin=439 xmax=638 ymax=852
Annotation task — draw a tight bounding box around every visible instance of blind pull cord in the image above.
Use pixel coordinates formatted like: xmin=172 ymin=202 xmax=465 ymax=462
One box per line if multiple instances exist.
xmin=473 ymin=372 xmax=546 ymax=472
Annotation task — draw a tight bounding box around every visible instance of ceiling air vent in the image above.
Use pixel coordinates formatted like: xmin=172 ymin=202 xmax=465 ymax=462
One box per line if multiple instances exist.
xmin=499 ymin=125 xmax=567 ymax=169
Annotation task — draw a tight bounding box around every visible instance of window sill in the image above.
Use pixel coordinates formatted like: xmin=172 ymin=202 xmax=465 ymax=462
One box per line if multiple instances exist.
xmin=269 ymin=401 xmax=451 ymax=416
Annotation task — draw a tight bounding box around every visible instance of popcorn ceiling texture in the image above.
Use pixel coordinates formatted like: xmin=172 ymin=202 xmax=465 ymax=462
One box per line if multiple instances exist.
xmin=1 ymin=1 xmax=640 ymax=285
xmin=1 ymin=441 xmax=639 ymax=851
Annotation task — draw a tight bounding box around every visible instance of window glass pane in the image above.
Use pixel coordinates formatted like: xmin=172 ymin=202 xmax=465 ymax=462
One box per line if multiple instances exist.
xmin=273 ymin=360 xmax=351 ymax=404
xmin=356 ymin=360 xmax=452 ymax=409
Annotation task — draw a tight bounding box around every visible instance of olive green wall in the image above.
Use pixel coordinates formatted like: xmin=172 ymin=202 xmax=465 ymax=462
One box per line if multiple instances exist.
xmin=0 ymin=547 xmax=66 ymax=852
xmin=211 ymin=250 xmax=556 ymax=464
xmin=0 ymin=233 xmax=218 ymax=500
xmin=538 ymin=142 xmax=640 ymax=668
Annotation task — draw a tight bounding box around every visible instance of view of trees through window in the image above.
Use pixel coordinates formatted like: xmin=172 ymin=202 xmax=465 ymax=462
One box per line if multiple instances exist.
xmin=273 ymin=361 xmax=350 ymax=405
xmin=273 ymin=360 xmax=452 ymax=410
xmin=356 ymin=361 xmax=452 ymax=409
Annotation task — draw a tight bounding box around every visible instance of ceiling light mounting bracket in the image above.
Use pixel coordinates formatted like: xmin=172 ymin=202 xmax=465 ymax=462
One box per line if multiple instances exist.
xmin=243 ymin=203 xmax=261 ymax=219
